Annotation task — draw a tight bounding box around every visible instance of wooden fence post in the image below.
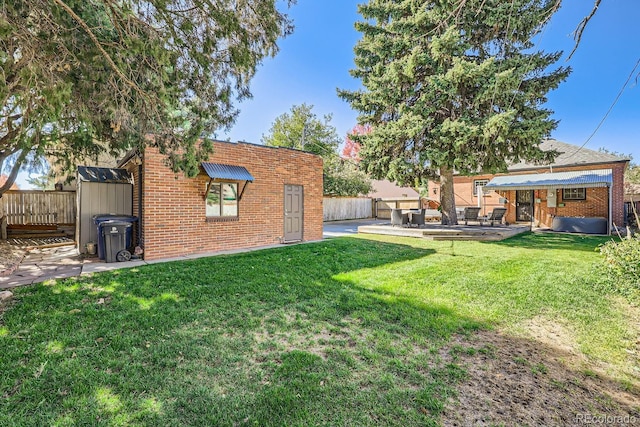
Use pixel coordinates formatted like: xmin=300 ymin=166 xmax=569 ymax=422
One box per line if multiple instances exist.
xmin=1 ymin=215 xmax=7 ymax=240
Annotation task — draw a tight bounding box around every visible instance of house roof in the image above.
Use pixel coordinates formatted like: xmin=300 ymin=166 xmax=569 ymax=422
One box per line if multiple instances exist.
xmin=484 ymin=169 xmax=613 ymax=191
xmin=77 ymin=166 xmax=132 ymax=183
xmin=368 ymin=179 xmax=419 ymax=198
xmin=508 ymin=139 xmax=629 ymax=171
xmin=201 ymin=162 xmax=254 ymax=182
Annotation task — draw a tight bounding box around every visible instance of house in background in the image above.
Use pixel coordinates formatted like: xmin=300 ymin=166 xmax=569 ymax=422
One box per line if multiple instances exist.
xmin=452 ymin=139 xmax=629 ymax=234
xmin=0 ymin=174 xmax=20 ymax=190
xmin=367 ymin=179 xmax=419 ymax=199
xmin=366 ymin=179 xmax=424 ymax=219
xmin=118 ymin=140 xmax=323 ymax=261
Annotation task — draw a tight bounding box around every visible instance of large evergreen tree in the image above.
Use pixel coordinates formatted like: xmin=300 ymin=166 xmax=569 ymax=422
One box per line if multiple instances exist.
xmin=339 ymin=0 xmax=570 ymax=224
xmin=0 ymin=0 xmax=293 ymax=195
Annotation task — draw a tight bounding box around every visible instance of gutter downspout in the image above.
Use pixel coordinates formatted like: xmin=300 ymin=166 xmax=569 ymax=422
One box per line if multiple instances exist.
xmin=138 ymin=162 xmax=143 ymax=248
xmin=530 ymin=193 xmax=534 ymax=232
xmin=608 ymin=184 xmax=613 ymax=235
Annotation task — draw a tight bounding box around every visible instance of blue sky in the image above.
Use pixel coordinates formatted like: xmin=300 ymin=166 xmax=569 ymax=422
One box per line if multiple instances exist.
xmin=15 ymin=1 xmax=639 ymax=188
xmin=222 ymin=0 xmax=639 ymax=160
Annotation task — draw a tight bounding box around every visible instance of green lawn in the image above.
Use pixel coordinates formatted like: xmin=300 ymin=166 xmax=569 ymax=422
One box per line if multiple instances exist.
xmin=0 ymin=233 xmax=637 ymax=426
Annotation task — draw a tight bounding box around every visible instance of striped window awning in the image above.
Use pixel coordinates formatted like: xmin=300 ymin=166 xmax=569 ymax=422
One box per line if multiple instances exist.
xmin=201 ymin=163 xmax=254 ymax=182
xmin=484 ymin=169 xmax=612 ymax=191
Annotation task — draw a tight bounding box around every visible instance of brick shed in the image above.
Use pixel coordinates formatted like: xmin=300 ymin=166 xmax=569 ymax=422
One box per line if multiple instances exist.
xmin=119 ymin=141 xmax=323 ymax=260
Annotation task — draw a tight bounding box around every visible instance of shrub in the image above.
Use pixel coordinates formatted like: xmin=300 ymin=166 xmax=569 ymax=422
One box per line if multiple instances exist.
xmin=598 ymin=235 xmax=640 ymax=298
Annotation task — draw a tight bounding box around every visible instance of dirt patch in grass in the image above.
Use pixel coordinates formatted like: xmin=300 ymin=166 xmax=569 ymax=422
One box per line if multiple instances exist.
xmin=440 ymin=329 xmax=640 ymax=426
xmin=251 ymin=314 xmax=368 ymax=363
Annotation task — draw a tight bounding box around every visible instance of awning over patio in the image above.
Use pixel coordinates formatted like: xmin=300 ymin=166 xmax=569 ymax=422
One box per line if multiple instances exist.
xmin=484 ymin=169 xmax=612 ymax=191
xmin=201 ymin=162 xmax=254 ymax=182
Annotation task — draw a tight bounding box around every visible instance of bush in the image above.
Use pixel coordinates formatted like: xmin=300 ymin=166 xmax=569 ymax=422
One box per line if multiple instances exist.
xmin=598 ymin=236 xmax=640 ymax=298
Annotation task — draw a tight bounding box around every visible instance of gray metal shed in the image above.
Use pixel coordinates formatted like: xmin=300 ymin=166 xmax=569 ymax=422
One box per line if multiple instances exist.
xmin=76 ymin=166 xmax=133 ymax=254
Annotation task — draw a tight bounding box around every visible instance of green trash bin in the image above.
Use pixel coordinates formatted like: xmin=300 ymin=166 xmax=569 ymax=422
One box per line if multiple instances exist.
xmin=100 ymin=221 xmax=132 ymax=263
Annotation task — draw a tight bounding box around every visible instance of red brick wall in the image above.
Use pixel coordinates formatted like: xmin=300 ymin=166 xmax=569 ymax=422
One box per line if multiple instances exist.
xmin=136 ymin=142 xmax=323 ymax=260
xmin=453 ymin=174 xmax=505 ymax=217
xmin=453 ymin=162 xmax=628 ymax=228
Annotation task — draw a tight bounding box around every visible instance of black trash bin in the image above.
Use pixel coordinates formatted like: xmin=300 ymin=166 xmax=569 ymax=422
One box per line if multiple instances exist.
xmin=100 ymin=221 xmax=133 ymax=263
xmin=93 ymin=215 xmax=138 ymax=260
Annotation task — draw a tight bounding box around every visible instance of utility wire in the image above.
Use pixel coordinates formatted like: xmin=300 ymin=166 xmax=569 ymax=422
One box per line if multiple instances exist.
xmin=564 ymin=57 xmax=640 ymax=159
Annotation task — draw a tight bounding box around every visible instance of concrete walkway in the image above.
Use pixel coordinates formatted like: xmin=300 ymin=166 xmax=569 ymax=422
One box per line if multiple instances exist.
xmin=323 ymin=219 xmax=388 ymax=237
xmin=0 ymin=242 xmax=294 ymax=290
xmin=0 ymin=245 xmax=82 ymax=289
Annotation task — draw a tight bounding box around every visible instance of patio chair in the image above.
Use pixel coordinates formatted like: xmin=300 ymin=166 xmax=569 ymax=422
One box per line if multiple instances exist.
xmin=391 ymin=208 xmax=409 ymax=227
xmin=481 ymin=207 xmax=507 ymax=226
xmin=461 ymin=206 xmax=482 ymax=225
xmin=409 ymin=209 xmax=426 ymax=228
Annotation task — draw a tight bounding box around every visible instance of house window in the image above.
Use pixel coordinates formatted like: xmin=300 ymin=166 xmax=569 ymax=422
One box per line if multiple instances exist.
xmin=474 ymin=179 xmax=489 ymax=196
xmin=562 ymin=188 xmax=586 ymax=201
xmin=206 ymin=182 xmax=238 ymax=217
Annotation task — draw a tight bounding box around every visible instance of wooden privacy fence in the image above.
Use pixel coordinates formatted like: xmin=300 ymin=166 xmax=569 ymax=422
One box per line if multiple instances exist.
xmin=1 ymin=190 xmax=76 ymax=225
xmin=323 ymin=197 xmax=374 ymax=221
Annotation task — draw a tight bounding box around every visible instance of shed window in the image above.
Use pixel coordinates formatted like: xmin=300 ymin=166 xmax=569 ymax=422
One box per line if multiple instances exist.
xmin=474 ymin=179 xmax=489 ymax=196
xmin=562 ymin=188 xmax=586 ymax=201
xmin=206 ymin=182 xmax=238 ymax=217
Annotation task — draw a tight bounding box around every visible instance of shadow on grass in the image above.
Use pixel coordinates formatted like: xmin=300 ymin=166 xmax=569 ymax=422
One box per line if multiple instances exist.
xmin=0 ymin=238 xmax=482 ymax=427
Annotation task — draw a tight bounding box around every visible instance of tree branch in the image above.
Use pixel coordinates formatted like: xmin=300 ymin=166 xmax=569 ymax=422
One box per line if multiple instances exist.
xmin=51 ymin=0 xmax=149 ymax=100
xmin=0 ymin=148 xmax=28 ymax=196
xmin=567 ymin=0 xmax=601 ymax=60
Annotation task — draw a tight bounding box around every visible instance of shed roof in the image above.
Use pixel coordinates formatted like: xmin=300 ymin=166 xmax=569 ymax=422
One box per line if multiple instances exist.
xmin=201 ymin=162 xmax=254 ymax=182
xmin=77 ymin=166 xmax=132 ymax=183
xmin=484 ymin=169 xmax=613 ymax=191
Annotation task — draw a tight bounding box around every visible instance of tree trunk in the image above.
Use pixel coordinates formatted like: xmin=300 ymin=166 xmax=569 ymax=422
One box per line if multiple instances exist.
xmin=440 ymin=166 xmax=458 ymax=225
xmin=0 ymin=149 xmax=27 ymax=198
xmin=1 ymin=216 xmax=7 ymax=240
